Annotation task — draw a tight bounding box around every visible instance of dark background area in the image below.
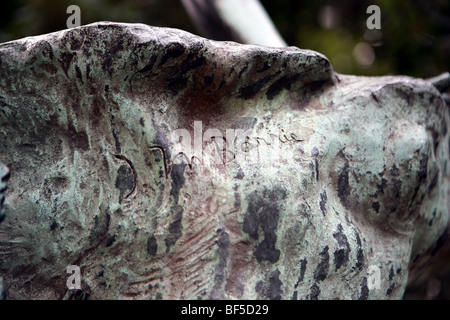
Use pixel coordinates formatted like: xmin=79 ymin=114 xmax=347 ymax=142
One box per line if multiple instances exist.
xmin=0 ymin=0 xmax=449 ymax=299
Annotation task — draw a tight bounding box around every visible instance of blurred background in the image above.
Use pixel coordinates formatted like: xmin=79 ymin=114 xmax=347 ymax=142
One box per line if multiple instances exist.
xmin=0 ymin=0 xmax=449 ymax=299
xmin=0 ymin=0 xmax=449 ymax=78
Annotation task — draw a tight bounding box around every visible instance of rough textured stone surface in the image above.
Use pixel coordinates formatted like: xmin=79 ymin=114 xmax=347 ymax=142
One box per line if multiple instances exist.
xmin=0 ymin=22 xmax=448 ymax=300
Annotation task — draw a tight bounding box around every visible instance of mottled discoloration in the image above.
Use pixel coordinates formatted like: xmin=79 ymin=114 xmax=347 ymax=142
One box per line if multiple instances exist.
xmin=337 ymin=158 xmax=350 ymax=209
xmin=314 ymin=246 xmax=329 ymax=282
xmin=295 ymin=258 xmax=307 ymax=288
xmin=243 ymin=187 xmax=286 ymax=263
xmin=0 ymin=22 xmax=448 ymax=300
xmin=88 ymin=206 xmax=111 ymax=247
xmin=386 ymin=283 xmax=396 ymax=296
xmin=170 ymin=164 xmax=186 ymax=204
xmin=165 ymin=206 xmax=183 ymax=252
xmin=358 ymin=277 xmax=369 ymax=300
xmin=333 ymin=224 xmax=350 ymax=271
xmin=388 ymin=266 xmax=394 ymax=281
xmin=319 ymin=191 xmax=327 ymax=217
xmin=115 ymin=165 xmax=134 ymax=204
xmin=147 ymin=235 xmax=158 ymax=256
xmin=309 ymin=283 xmax=321 ymax=300
xmin=390 ymin=178 xmax=402 ymax=212
xmin=372 ymin=201 xmax=380 ymax=213
xmin=266 ymin=74 xmax=300 ymax=100
xmin=267 ymin=269 xmax=283 ymax=300
xmin=355 ymin=232 xmax=365 ymax=271
xmin=210 ymin=230 xmax=230 ymax=299
xmin=236 ymin=168 xmax=245 ymax=179
xmin=238 ymin=71 xmax=281 ymax=100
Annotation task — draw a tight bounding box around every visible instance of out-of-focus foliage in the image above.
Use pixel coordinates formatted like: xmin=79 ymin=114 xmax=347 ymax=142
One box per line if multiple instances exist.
xmin=261 ymin=0 xmax=450 ymax=77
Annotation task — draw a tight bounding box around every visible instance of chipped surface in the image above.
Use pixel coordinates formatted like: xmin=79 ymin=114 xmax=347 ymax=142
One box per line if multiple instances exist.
xmin=0 ymin=22 xmax=448 ymax=300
